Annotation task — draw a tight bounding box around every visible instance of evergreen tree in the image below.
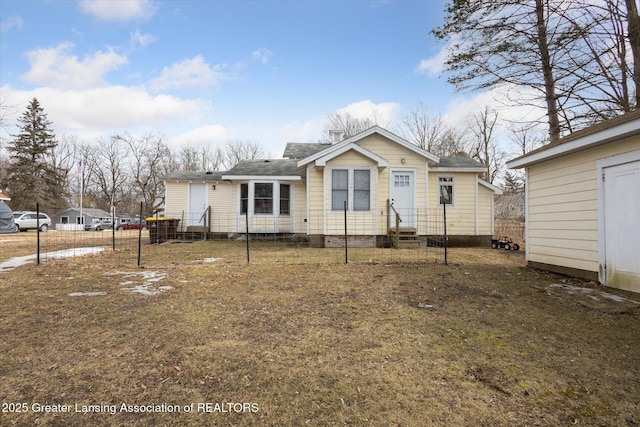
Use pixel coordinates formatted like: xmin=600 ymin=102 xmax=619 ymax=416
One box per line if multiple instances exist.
xmin=3 ymin=98 xmax=67 ymax=210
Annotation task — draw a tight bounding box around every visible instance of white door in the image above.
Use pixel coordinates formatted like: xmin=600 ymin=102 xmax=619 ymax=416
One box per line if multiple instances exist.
xmin=390 ymin=171 xmax=415 ymax=228
xmin=604 ymin=161 xmax=640 ymax=292
xmin=189 ymin=183 xmax=207 ymax=227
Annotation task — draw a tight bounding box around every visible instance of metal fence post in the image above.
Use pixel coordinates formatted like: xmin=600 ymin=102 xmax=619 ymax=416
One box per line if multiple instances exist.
xmin=344 ymin=201 xmax=348 ymax=264
xmin=137 ymin=202 xmax=143 ymax=267
xmin=36 ymin=202 xmax=40 ymax=265
xmin=245 ymin=211 xmax=250 ymax=263
xmin=443 ymin=202 xmax=448 ymax=266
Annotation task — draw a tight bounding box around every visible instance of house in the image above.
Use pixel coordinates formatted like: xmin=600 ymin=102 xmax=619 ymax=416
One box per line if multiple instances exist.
xmin=163 ymin=126 xmax=502 ymax=247
xmin=52 ymin=207 xmax=112 ymax=231
xmin=507 ymin=110 xmax=640 ymax=293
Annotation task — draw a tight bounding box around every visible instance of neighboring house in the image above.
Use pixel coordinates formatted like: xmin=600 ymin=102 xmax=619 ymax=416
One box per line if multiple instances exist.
xmin=507 ymin=110 xmax=640 ymax=293
xmin=52 ymin=207 xmax=112 ymax=230
xmin=163 ymin=126 xmax=502 ymax=247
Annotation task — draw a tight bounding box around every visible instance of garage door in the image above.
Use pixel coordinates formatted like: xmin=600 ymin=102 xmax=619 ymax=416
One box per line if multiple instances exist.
xmin=604 ymin=160 xmax=640 ymax=292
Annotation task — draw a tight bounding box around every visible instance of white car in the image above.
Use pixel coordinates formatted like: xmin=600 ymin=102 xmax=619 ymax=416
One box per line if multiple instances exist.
xmin=13 ymin=211 xmax=52 ymax=232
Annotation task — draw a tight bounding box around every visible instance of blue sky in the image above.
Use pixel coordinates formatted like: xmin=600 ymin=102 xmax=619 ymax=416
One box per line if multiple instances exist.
xmin=0 ymin=0 xmax=509 ymax=158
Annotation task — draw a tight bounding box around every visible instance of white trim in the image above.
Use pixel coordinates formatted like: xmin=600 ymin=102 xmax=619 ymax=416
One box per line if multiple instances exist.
xmin=475 ymin=177 xmax=479 ymax=235
xmin=507 ymin=117 xmax=640 ymax=169
xmin=328 ymin=166 xmax=376 ymax=212
xmin=314 ymin=143 xmax=389 ymax=167
xmin=437 ymin=174 xmax=455 ymax=207
xmin=477 ymin=178 xmax=503 ymax=194
xmin=221 ymin=174 xmax=301 ymax=181
xmin=389 ymin=168 xmax=418 ymax=228
xmin=306 ymin=164 xmax=311 ymax=236
xmin=297 ymin=125 xmax=439 ymax=167
xmin=596 ymin=149 xmax=640 ymax=285
xmin=524 ymin=168 xmax=530 ymax=261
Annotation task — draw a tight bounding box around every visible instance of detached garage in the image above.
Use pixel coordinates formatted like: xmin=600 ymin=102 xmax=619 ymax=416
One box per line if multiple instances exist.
xmin=507 ymin=110 xmax=640 ymax=293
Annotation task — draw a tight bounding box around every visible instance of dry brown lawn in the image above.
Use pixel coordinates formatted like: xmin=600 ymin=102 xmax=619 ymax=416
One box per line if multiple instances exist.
xmin=1 ymin=233 xmax=639 ymax=426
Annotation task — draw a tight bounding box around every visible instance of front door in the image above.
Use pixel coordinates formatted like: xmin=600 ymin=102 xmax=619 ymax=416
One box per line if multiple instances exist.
xmin=189 ymin=183 xmax=207 ymax=227
xmin=390 ymin=171 xmax=415 ymax=228
xmin=604 ymin=161 xmax=640 ymax=292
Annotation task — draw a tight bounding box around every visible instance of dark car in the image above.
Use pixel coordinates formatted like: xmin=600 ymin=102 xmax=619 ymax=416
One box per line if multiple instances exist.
xmin=116 ymin=219 xmax=147 ymax=231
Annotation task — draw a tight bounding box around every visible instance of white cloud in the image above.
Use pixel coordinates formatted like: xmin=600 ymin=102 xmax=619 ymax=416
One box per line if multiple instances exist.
xmin=130 ymin=30 xmax=156 ymax=48
xmin=148 ymin=56 xmax=226 ymax=92
xmin=79 ymin=0 xmax=157 ymax=22
xmin=415 ymin=42 xmax=452 ymax=77
xmin=168 ymin=125 xmax=231 ymax=146
xmin=22 ymin=42 xmax=128 ymax=90
xmin=252 ymin=48 xmax=273 ymax=65
xmin=1 ymin=15 xmax=23 ymax=33
xmin=335 ymin=100 xmax=401 ymax=127
xmin=1 ymin=84 xmax=207 ymax=135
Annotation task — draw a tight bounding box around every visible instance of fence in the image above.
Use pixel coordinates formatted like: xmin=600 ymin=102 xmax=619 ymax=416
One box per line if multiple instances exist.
xmin=18 ymin=204 xmax=449 ymax=268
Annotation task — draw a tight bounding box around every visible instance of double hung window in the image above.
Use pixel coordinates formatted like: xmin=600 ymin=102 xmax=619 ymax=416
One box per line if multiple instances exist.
xmin=332 ymin=168 xmax=371 ymax=211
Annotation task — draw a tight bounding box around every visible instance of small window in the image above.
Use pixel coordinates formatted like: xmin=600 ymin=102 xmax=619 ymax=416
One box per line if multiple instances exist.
xmin=254 ymin=183 xmax=273 ymax=214
xmin=353 ymin=170 xmax=370 ymax=211
xmin=439 ymin=176 xmax=454 ymax=205
xmin=332 ymin=169 xmax=349 ymax=210
xmin=240 ymin=183 xmax=249 ymax=214
xmin=280 ymin=184 xmax=290 ymax=215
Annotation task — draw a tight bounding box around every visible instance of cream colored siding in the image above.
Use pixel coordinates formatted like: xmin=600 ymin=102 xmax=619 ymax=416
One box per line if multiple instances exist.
xmin=477 ymin=184 xmax=494 ymax=236
xmin=306 ymin=165 xmax=324 ymax=235
xmin=324 ymin=151 xmax=378 ymax=235
xmin=527 ymin=140 xmax=640 ymax=273
xmin=292 ymin=181 xmax=306 ymax=233
xmin=359 ymin=134 xmax=429 ymax=235
xmin=428 ymin=172 xmax=478 ymax=235
xmin=165 ymin=181 xmax=188 ymax=219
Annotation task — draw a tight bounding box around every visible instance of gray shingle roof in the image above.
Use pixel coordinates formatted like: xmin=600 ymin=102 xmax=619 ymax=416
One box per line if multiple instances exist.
xmin=283 ymin=143 xmax=331 ymax=159
xmin=162 ymin=171 xmax=225 ymax=181
xmin=224 ymin=159 xmax=301 ymax=177
xmin=432 ymin=156 xmax=485 ymax=169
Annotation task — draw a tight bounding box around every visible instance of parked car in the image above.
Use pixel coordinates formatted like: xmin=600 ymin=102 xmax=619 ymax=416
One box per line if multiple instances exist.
xmin=116 ymin=219 xmax=147 ymax=231
xmin=84 ymin=218 xmax=113 ymax=231
xmin=13 ymin=211 xmax=51 ymax=232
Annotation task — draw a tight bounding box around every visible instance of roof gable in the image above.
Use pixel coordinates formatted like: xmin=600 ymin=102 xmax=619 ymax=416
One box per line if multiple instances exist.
xmin=297 ymin=126 xmax=439 ymax=167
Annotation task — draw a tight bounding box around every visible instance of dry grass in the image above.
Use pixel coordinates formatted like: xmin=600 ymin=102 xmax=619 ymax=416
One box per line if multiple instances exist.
xmin=1 ymin=235 xmax=639 ymax=426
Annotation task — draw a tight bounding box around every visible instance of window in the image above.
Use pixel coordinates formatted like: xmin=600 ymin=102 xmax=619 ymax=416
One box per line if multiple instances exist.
xmin=332 ymin=169 xmax=349 ymax=210
xmin=353 ymin=170 xmax=370 ymax=211
xmin=254 ymin=183 xmax=273 ymax=214
xmin=394 ymin=174 xmax=410 ymax=187
xmin=439 ymin=176 xmax=454 ymax=205
xmin=240 ymin=183 xmax=249 ymax=214
xmin=332 ymin=168 xmax=371 ymax=211
xmin=280 ymin=184 xmax=290 ymax=215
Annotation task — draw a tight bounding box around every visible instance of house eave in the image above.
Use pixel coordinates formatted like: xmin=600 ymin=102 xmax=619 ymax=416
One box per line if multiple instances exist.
xmin=220 ymin=175 xmax=302 ymax=181
xmin=507 ymin=115 xmax=640 ymax=169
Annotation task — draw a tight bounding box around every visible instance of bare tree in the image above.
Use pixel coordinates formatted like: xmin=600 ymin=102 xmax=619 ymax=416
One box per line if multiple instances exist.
xmin=116 ymin=133 xmax=172 ymax=215
xmin=322 ymin=112 xmax=377 ymax=141
xmin=466 ymin=106 xmax=505 ymax=184
xmin=399 ymin=103 xmax=446 ymax=151
xmin=90 ymin=136 xmax=128 ymax=212
xmin=223 ymin=139 xmax=268 ymax=169
xmin=178 ymin=142 xmax=225 ymax=171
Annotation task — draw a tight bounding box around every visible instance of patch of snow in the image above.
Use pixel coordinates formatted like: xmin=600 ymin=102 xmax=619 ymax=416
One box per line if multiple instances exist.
xmin=104 ymin=270 xmax=172 ymax=296
xmin=68 ymin=291 xmax=107 ymax=297
xmin=0 ymin=247 xmax=105 ymax=272
xmin=549 ymin=283 xmax=640 ymax=305
xmin=203 ymin=258 xmax=222 ymax=263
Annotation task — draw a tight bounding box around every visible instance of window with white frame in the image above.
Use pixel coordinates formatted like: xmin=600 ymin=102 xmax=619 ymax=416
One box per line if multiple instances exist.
xmin=438 ymin=176 xmax=454 ymax=205
xmin=332 ymin=168 xmax=371 ymax=211
xmin=240 ymin=182 xmax=292 ymax=215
